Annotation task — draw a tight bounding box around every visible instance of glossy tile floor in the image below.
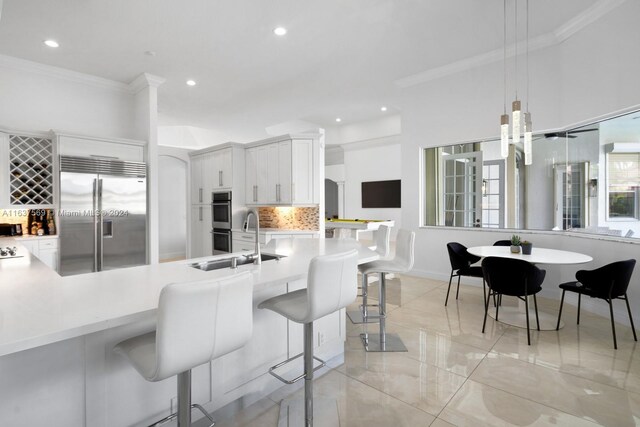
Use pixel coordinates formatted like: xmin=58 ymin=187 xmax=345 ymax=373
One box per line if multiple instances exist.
xmin=208 ymin=274 xmax=640 ymax=426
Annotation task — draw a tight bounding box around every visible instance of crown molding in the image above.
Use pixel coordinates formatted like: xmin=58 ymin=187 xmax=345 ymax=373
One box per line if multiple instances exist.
xmin=395 ymin=0 xmax=626 ymax=88
xmin=128 ymin=73 xmax=166 ymax=94
xmin=340 ymin=134 xmax=401 ymax=152
xmin=0 ymin=53 xmax=131 ymax=93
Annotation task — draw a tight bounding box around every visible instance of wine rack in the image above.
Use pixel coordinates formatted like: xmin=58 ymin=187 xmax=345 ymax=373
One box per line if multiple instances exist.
xmin=9 ymin=135 xmax=54 ymax=206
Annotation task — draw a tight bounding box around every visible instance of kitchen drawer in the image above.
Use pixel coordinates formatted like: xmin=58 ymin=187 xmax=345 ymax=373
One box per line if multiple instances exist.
xmin=234 ymin=232 xmax=256 ymax=242
xmin=232 ymin=240 xmax=255 ymax=252
xmin=39 ymin=239 xmax=59 ymax=249
xmin=269 ymin=234 xmax=291 ymax=240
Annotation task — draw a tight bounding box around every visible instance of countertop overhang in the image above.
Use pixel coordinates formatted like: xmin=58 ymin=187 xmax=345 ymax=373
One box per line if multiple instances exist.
xmin=0 ymin=237 xmax=376 ymax=357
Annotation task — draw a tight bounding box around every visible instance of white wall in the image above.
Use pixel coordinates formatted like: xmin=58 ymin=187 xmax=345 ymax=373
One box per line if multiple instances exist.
xmin=0 ymin=57 xmax=136 ymax=138
xmin=343 ymin=136 xmax=402 ymax=239
xmin=399 ymin=1 xmax=640 ymax=324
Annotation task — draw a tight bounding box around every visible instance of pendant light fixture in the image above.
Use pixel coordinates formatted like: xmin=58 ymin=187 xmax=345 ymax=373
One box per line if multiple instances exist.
xmin=511 ymin=0 xmax=521 ymax=144
xmin=500 ymin=0 xmax=509 ymax=158
xmin=523 ymin=0 xmax=533 ymax=165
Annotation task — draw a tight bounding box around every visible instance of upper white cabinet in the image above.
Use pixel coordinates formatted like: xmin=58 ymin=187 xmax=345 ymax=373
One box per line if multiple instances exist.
xmin=57 ymin=134 xmax=144 ymax=162
xmin=190 ymin=146 xmax=240 ymax=204
xmin=245 ymin=136 xmax=317 ymax=206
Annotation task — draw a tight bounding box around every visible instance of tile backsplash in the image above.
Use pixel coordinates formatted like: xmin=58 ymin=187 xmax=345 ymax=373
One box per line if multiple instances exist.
xmin=0 ymin=209 xmax=30 ymax=231
xmin=259 ymin=207 xmax=319 ymax=231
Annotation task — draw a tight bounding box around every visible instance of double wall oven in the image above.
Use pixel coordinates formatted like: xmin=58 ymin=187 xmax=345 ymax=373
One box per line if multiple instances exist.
xmin=211 ymin=191 xmax=232 ymax=254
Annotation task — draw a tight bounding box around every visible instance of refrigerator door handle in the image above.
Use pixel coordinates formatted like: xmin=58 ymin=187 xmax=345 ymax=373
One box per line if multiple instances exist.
xmin=98 ymin=178 xmax=104 ymax=271
xmin=93 ymin=178 xmax=98 ymax=272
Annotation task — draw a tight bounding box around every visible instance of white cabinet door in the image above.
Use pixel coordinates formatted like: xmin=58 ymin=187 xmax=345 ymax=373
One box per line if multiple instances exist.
xmin=201 ymin=152 xmax=216 ymax=204
xmin=202 ymin=206 xmax=212 ymax=256
xmin=191 ymin=156 xmax=204 ymax=204
xmin=217 ymin=148 xmax=233 ymax=190
xmin=292 ymin=139 xmax=314 ymax=204
xmin=278 ymin=141 xmax=292 ymax=204
xmin=232 ymin=240 xmax=254 ymax=252
xmin=58 ymin=136 xmax=144 ymax=162
xmin=256 ymin=145 xmax=269 ymax=204
xmin=190 ymin=205 xmax=210 ymax=258
xmin=266 ymin=143 xmax=279 ymax=204
xmin=38 ymin=248 xmax=58 ymax=271
xmin=245 ymin=147 xmax=258 ymax=204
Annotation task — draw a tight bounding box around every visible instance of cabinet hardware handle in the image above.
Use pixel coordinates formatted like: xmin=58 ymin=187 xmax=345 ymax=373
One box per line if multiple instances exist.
xmin=219 ymin=171 xmax=222 ymax=187
xmin=199 ymin=188 xmax=203 ymax=203
xmin=199 ymin=206 xmax=203 ymax=221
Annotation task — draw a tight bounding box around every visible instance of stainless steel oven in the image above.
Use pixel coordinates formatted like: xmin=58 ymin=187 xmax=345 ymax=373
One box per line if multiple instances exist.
xmin=212 ymin=191 xmax=232 ymax=229
xmin=212 ymin=228 xmax=232 ymax=255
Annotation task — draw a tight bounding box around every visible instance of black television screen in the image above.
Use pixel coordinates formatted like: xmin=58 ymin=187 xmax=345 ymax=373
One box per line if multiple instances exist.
xmin=361 ymin=180 xmax=401 ymax=208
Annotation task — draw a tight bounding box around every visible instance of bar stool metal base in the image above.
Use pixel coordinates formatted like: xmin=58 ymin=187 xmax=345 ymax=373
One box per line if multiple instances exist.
xmin=360 ymin=332 xmax=408 ymax=352
xmin=277 ymin=397 xmax=340 ymax=427
xmin=346 ymin=308 xmax=381 ymax=324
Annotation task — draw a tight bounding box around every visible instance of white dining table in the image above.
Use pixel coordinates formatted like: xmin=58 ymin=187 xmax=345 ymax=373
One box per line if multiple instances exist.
xmin=467 ymin=246 xmax=593 ymax=330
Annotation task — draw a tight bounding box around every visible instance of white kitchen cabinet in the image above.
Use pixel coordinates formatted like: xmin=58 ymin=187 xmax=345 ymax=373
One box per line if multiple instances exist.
xmin=215 ymin=147 xmax=233 ymax=189
xmin=291 ymin=139 xmax=314 ymax=204
xmin=57 ymin=134 xmax=144 ymax=162
xmin=18 ymin=237 xmax=59 ymax=272
xmin=190 ymin=155 xmax=204 ymax=204
xmin=245 ymin=136 xmax=317 ymax=206
xmin=190 ymin=205 xmax=212 ymax=258
xmin=191 ymin=146 xmax=238 ymax=205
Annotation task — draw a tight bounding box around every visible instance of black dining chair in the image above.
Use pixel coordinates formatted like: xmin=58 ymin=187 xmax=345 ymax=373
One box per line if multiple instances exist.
xmin=493 ymin=240 xmax=511 ymax=246
xmin=556 ymin=259 xmax=637 ymax=349
xmin=445 ymin=242 xmax=482 ymax=306
xmin=482 ymin=257 xmax=545 ymax=345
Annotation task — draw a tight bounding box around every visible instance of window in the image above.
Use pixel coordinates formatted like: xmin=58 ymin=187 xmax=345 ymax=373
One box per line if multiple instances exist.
xmin=481 ymin=161 xmax=505 ymax=228
xmin=607 ymin=153 xmax=640 ymax=220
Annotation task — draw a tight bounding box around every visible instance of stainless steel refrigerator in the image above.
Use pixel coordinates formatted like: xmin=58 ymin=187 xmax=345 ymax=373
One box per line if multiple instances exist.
xmin=59 ymin=156 xmax=147 ymax=276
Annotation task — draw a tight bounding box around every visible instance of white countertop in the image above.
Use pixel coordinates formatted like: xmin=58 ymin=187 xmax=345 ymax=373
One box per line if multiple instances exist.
xmin=10 ymin=234 xmax=59 ymax=240
xmin=232 ymin=228 xmax=319 ymax=234
xmin=325 ymin=220 xmax=395 ymax=230
xmin=0 ymin=237 xmax=375 ymax=357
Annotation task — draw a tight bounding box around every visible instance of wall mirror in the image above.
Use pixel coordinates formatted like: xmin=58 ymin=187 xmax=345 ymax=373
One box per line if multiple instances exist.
xmin=424 ymin=110 xmax=640 ymax=240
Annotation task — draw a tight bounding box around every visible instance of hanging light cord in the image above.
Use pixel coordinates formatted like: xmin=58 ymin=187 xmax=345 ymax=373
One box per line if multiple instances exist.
xmin=526 ymin=0 xmax=529 ymax=112
xmin=514 ymin=0 xmax=518 ymax=101
xmin=504 ymin=0 xmax=507 ymax=114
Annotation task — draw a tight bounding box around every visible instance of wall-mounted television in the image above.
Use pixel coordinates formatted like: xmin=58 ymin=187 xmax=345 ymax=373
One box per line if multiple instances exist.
xmin=361 ymin=180 xmax=401 ymax=208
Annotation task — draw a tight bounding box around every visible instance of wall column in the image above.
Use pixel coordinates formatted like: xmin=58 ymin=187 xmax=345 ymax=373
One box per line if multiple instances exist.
xmin=129 ymin=73 xmax=166 ymax=264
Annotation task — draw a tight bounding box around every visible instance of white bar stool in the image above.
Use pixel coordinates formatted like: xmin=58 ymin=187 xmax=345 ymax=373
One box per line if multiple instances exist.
xmin=360 ymin=229 xmax=415 ymax=352
xmin=347 ymin=225 xmax=391 ymax=324
xmin=114 ymin=272 xmax=253 ymax=427
xmin=258 ymin=250 xmax=358 ymax=427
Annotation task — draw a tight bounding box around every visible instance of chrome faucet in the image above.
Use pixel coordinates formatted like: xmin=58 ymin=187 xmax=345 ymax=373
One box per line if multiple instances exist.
xmin=243 ymin=208 xmax=261 ymax=265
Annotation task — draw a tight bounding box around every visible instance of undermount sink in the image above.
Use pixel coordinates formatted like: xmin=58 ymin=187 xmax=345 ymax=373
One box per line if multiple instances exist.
xmin=190 ymin=253 xmax=285 ymax=271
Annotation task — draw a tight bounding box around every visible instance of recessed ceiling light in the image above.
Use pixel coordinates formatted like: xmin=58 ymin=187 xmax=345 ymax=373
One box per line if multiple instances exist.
xmin=44 ymin=40 xmax=59 ymax=48
xmin=144 ymin=50 xmax=157 ymax=56
xmin=380 ymin=106 xmax=388 ymax=112
xmin=335 ymin=118 xmax=342 ymax=123
xmin=273 ymin=27 xmax=287 ymax=36
xmin=186 ymin=80 xmax=196 ymax=86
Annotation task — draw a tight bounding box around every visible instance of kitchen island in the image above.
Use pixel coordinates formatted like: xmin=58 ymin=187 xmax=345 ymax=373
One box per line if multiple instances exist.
xmin=0 ymin=237 xmax=376 ymax=427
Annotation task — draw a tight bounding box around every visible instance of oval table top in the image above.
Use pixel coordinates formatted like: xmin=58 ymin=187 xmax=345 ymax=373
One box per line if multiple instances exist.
xmin=467 ymin=246 xmax=593 ymax=265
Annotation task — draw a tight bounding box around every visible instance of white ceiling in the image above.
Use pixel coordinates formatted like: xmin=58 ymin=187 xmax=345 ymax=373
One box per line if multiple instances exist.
xmin=0 ymin=0 xmax=601 ymax=143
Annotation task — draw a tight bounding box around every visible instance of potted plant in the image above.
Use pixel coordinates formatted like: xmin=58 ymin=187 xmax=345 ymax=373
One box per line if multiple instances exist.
xmin=510 ymin=235 xmax=521 ymax=253
xmin=521 ymin=240 xmax=533 ymax=255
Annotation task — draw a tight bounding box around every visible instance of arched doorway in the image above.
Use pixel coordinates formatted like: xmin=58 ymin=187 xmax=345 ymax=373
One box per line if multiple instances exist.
xmin=159 ymin=155 xmax=187 ymax=261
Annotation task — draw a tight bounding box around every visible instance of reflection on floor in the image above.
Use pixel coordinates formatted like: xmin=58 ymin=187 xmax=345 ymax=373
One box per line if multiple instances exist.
xmin=200 ymin=274 xmax=640 ymax=427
